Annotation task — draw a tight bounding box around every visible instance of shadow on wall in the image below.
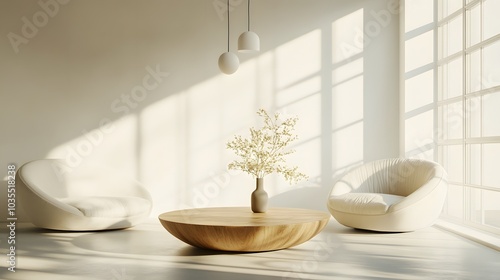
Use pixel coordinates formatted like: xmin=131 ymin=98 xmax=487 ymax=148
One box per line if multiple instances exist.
xmin=0 ymin=0 xmax=399 ymax=216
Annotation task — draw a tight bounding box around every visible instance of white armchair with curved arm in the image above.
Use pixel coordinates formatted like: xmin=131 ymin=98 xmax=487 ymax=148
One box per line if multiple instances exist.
xmin=327 ymin=158 xmax=447 ymax=232
xmin=16 ymin=159 xmax=152 ymax=231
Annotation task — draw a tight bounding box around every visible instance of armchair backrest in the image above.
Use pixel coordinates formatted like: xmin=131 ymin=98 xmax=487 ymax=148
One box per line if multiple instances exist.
xmin=331 ymin=159 xmax=446 ymax=197
xmin=18 ymin=159 xmax=69 ymax=198
xmin=18 ymin=159 xmax=151 ymax=202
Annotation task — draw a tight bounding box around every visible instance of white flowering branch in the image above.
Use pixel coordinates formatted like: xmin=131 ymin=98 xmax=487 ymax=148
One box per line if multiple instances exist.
xmin=226 ymin=109 xmax=308 ymax=184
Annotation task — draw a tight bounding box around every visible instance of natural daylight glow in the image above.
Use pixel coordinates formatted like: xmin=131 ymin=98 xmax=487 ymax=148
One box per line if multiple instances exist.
xmin=404 ymin=0 xmax=500 ymax=234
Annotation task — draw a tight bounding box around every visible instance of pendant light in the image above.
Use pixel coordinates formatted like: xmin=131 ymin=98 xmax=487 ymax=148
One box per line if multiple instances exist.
xmin=238 ymin=0 xmax=260 ymax=53
xmin=218 ymin=0 xmax=239 ymax=74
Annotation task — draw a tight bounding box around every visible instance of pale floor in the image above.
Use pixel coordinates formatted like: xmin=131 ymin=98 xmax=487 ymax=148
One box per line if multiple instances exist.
xmin=1 ymin=219 xmax=499 ymax=280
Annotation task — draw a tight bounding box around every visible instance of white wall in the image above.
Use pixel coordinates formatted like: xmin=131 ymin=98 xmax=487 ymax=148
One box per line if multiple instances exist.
xmin=0 ymin=0 xmax=400 ymax=220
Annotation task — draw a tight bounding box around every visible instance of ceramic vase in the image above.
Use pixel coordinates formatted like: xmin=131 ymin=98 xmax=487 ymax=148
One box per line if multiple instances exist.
xmin=251 ymin=177 xmax=268 ymax=213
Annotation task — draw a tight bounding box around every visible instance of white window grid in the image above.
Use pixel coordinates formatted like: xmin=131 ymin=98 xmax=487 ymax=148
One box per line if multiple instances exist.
xmin=436 ymin=0 xmax=500 ymax=235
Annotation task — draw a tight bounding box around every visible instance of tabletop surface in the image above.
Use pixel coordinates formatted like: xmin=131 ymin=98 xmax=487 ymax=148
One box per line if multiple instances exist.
xmin=158 ymin=207 xmax=330 ymax=227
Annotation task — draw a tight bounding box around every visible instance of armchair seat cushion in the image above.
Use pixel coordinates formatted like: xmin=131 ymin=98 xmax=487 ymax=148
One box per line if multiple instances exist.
xmin=329 ymin=193 xmax=404 ymax=215
xmin=61 ymin=196 xmax=152 ymax=218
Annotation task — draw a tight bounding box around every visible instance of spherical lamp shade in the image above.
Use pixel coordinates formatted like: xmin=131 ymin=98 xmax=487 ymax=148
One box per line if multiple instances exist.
xmin=218 ymin=52 xmax=239 ymax=75
xmin=238 ymin=31 xmax=260 ymax=53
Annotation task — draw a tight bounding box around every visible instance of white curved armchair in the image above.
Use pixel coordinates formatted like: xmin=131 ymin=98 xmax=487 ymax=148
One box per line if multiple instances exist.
xmin=16 ymin=159 xmax=152 ymax=231
xmin=327 ymin=159 xmax=447 ymax=232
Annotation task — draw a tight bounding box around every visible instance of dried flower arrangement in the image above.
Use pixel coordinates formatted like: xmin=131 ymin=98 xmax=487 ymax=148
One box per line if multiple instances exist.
xmin=226 ymin=109 xmax=308 ymax=184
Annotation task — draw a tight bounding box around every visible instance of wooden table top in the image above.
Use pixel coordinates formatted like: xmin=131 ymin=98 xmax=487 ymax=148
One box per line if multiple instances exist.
xmin=158 ymin=207 xmax=331 ymax=227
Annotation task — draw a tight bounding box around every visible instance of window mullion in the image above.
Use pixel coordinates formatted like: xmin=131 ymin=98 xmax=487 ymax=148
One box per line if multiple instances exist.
xmin=462 ymin=0 xmax=468 ymax=222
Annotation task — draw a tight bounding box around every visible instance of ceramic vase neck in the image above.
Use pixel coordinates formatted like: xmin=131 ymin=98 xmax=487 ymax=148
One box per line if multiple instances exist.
xmin=256 ymin=177 xmax=264 ymax=189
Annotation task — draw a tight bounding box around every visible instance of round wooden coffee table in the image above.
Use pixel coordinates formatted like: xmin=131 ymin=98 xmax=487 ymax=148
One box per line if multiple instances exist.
xmin=158 ymin=207 xmax=330 ymax=252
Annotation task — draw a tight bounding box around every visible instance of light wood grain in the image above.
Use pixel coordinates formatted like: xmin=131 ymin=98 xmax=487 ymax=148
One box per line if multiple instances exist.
xmin=158 ymin=207 xmax=330 ymax=252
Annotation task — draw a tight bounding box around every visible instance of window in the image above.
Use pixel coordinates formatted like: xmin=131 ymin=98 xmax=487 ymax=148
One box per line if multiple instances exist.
xmin=437 ymin=0 xmax=500 ymax=235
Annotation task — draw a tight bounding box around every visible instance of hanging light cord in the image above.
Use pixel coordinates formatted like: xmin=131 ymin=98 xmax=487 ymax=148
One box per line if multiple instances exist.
xmin=227 ymin=0 xmax=230 ymax=52
xmin=247 ymin=0 xmax=251 ymax=32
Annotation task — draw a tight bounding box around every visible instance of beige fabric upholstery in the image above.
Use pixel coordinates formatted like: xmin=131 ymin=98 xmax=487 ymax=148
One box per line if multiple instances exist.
xmin=327 ymin=158 xmax=447 ymax=232
xmin=60 ymin=196 xmax=151 ymax=218
xmin=16 ymin=159 xmax=152 ymax=231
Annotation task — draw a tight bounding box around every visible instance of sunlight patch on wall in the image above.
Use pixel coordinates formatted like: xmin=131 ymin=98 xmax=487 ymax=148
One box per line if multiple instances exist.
xmin=275 ymin=76 xmax=321 ymax=107
xmin=405 ymin=70 xmax=433 ymax=112
xmin=275 ymin=29 xmax=321 ymax=89
xmin=272 ymin=29 xmax=322 ymax=191
xmin=281 ymin=93 xmax=322 ymax=184
xmin=332 ymin=57 xmax=363 ymax=85
xmin=140 ymin=93 xmax=188 ymax=214
xmin=405 ymin=30 xmax=434 ymax=72
xmin=332 ymin=9 xmax=364 ymax=63
xmin=46 ymin=114 xmax=138 ymax=174
xmin=332 ymin=75 xmax=363 ymax=129
xmin=332 ymin=123 xmax=363 ymax=170
xmin=403 ymin=0 xmax=435 ymax=161
xmin=331 ymin=9 xmax=364 ymax=172
xmin=404 ymin=0 xmax=433 ymax=32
